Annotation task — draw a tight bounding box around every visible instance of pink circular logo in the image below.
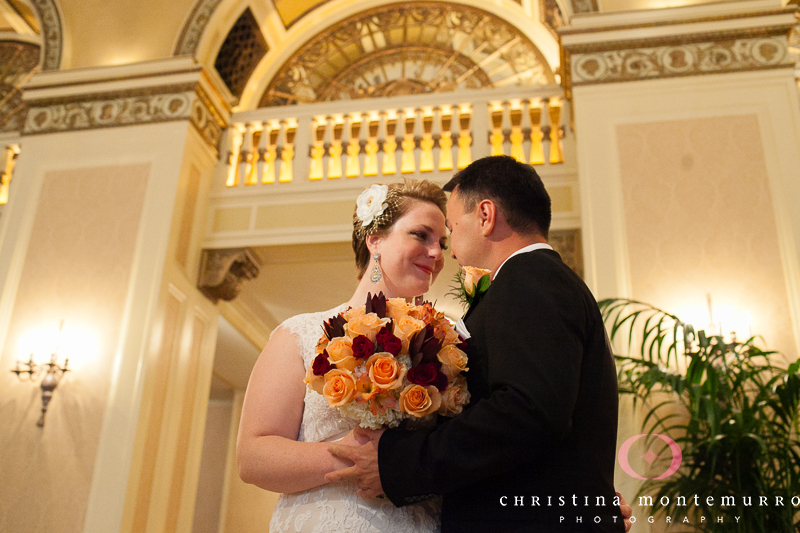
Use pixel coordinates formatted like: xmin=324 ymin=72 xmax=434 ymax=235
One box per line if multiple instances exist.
xmin=618 ymin=434 xmax=682 ymax=480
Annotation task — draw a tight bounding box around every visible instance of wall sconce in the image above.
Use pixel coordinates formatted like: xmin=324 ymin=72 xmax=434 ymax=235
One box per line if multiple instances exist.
xmin=11 ymin=322 xmax=71 ymax=427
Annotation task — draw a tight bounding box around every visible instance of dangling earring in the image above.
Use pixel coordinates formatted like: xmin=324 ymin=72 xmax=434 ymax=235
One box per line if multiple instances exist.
xmin=370 ymin=252 xmax=382 ymax=284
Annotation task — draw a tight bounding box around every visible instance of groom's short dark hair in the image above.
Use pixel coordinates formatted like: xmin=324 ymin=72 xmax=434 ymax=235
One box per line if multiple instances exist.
xmin=443 ymin=155 xmax=551 ymax=238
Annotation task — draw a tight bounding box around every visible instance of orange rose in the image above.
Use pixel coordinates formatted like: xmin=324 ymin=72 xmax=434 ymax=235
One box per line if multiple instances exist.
xmin=303 ymin=364 xmax=325 ymax=394
xmin=386 ymin=298 xmax=414 ymax=321
xmin=438 ymin=376 xmax=471 ymax=416
xmin=463 ymin=266 xmax=491 ymax=296
xmin=366 ymin=352 xmax=407 ymax=390
xmin=326 ymin=336 xmax=357 ymax=371
xmin=345 ymin=312 xmax=391 ymax=342
xmin=393 ymin=315 xmax=427 ymax=354
xmin=435 ymin=321 xmax=460 ymax=346
xmin=399 ymin=384 xmax=441 ymax=417
xmin=343 ymin=306 xmax=366 ymax=322
xmin=436 ymin=344 xmax=469 ymax=379
xmin=322 ymin=369 xmax=357 ymax=407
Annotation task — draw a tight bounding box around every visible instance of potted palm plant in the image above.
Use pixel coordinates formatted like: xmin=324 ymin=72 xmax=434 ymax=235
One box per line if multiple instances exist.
xmin=599 ymin=298 xmax=800 ymax=532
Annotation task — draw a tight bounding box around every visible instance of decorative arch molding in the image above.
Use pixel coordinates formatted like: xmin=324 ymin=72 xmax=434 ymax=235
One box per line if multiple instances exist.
xmin=30 ymin=0 xmax=62 ymax=70
xmin=174 ymin=0 xmax=225 ymax=57
xmin=260 ymin=2 xmax=556 ymax=107
xmin=235 ymin=0 xmax=560 ymax=110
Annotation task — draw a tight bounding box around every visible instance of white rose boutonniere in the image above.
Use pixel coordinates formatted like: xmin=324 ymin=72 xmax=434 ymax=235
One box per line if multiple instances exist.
xmin=356 ymin=184 xmax=389 ymax=227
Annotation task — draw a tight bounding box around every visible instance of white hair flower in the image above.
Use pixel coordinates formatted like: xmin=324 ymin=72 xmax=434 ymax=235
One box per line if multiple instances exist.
xmin=356 ymin=184 xmax=389 ymax=227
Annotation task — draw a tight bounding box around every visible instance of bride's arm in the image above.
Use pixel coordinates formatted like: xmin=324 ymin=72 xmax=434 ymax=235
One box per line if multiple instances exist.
xmin=236 ymin=326 xmax=351 ymax=493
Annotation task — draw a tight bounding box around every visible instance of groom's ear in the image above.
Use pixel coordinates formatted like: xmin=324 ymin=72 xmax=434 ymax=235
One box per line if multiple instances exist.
xmin=477 ymin=199 xmax=497 ymax=236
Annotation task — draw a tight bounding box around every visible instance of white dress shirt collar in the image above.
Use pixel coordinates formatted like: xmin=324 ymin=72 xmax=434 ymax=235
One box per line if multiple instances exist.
xmin=492 ymin=242 xmax=553 ymax=280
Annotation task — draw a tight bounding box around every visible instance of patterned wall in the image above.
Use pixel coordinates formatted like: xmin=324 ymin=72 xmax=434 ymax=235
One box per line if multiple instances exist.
xmin=617 ymin=114 xmax=796 ymax=358
xmin=0 ymin=164 xmax=149 ymax=533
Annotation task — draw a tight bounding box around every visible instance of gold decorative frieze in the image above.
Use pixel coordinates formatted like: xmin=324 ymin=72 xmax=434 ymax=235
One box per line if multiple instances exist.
xmin=566 ymin=28 xmax=794 ymax=86
xmin=24 ymin=83 xmax=227 ymax=151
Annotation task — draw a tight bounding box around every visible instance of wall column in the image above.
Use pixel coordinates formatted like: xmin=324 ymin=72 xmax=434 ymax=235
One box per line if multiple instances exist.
xmin=561 ymin=0 xmax=800 ymax=519
xmin=0 ymin=57 xmax=231 ymax=533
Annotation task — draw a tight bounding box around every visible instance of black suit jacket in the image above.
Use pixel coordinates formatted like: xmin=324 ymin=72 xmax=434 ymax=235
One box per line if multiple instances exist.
xmin=379 ymin=249 xmax=624 ymax=532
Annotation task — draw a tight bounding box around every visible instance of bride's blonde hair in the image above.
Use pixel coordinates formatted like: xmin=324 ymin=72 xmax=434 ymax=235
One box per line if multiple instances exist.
xmin=352 ymin=179 xmax=447 ymax=279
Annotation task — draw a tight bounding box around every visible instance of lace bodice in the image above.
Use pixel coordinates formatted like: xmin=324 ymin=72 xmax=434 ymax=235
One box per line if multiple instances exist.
xmin=268 ymin=304 xmax=441 ymax=533
xmin=280 ymin=304 xmax=357 ymax=443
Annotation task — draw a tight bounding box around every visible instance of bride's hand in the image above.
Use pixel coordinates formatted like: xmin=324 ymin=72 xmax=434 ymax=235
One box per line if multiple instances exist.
xmin=327 ymin=429 xmax=369 ymax=471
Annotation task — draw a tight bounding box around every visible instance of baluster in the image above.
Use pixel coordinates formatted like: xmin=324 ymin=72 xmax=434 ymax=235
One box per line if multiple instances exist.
xmin=420 ymin=108 xmax=435 ymax=173
xmin=541 ymin=98 xmax=552 ymax=167
xmin=520 ymin=99 xmax=533 ymax=165
xmin=224 ymin=127 xmax=239 ymax=187
xmin=438 ymin=105 xmax=454 ymax=171
xmin=328 ymin=116 xmax=344 ymax=179
xmin=364 ymin=113 xmax=380 ymax=177
xmin=279 ymin=120 xmax=296 ymax=182
xmin=509 ymin=101 xmax=525 ymax=163
xmin=238 ymin=124 xmax=254 ymax=185
xmin=457 ymin=104 xmax=472 ymax=169
xmin=548 ymin=98 xmax=564 ymax=164
xmin=309 ymin=117 xmax=326 ymax=181
xmin=0 ymin=144 xmax=20 ymax=205
xmin=381 ymin=111 xmax=398 ymax=176
xmin=489 ymin=102 xmax=504 ymax=157
xmin=401 ymin=108 xmax=416 ymax=174
xmin=255 ymin=121 xmax=268 ymax=183
xmin=529 ymin=99 xmax=545 ymax=165
xmin=345 ymin=114 xmax=362 ymax=178
xmin=264 ymin=122 xmax=279 ymax=183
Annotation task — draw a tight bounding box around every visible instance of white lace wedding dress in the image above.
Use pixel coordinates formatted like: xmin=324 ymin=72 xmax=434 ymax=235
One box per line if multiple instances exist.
xmin=268 ymin=305 xmax=441 ymax=533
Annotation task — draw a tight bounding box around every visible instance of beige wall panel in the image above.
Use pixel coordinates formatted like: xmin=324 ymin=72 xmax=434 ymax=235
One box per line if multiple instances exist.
xmin=254 ymin=200 xmax=353 ymax=230
xmin=213 ymin=207 xmax=251 ymax=233
xmin=617 ymin=114 xmax=796 ymax=357
xmin=0 ymin=163 xmax=149 ymax=533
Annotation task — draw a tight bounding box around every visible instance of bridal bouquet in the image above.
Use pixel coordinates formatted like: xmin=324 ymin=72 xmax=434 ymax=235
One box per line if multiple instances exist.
xmin=304 ymin=292 xmax=470 ymax=429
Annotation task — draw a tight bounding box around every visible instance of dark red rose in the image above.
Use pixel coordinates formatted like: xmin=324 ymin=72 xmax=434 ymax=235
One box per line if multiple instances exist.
xmin=433 ymin=371 xmax=448 ymax=392
xmin=377 ymin=326 xmax=402 ymax=356
xmin=312 ymin=352 xmax=333 ymax=375
xmin=352 ymin=335 xmax=375 ymax=359
xmin=376 ymin=325 xmax=393 ymax=344
xmin=407 ymin=363 xmax=440 ymax=387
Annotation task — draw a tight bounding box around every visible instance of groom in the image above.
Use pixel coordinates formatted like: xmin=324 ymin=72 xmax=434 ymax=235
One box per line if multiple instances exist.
xmin=328 ymin=156 xmax=625 ymax=532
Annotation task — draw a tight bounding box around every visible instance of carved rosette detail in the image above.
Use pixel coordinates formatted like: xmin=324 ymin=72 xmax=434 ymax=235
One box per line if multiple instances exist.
xmin=198 ymin=248 xmax=260 ymax=303
xmin=569 ymin=33 xmax=793 ymax=85
xmin=24 ymin=84 xmax=226 ymax=152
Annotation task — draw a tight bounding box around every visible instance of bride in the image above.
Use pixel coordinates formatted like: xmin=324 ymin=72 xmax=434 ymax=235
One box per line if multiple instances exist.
xmin=237 ymin=179 xmax=448 ymax=533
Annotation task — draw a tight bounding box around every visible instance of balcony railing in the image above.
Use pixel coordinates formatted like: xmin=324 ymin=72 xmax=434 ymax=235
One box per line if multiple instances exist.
xmin=206 ymin=85 xmax=577 ymax=248
xmin=0 ymin=137 xmax=20 ymax=207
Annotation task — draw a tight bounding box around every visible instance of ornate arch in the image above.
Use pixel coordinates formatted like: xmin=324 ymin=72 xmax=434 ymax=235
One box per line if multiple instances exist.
xmin=259 ymin=3 xmax=556 ymax=107
xmin=30 ymin=0 xmax=62 ymax=70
